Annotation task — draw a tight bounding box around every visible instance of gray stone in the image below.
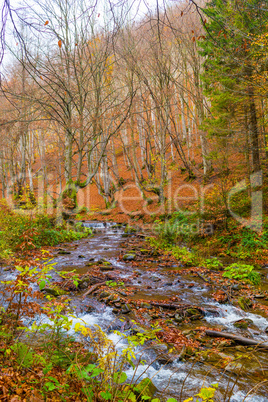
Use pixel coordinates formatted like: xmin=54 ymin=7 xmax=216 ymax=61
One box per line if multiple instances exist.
xmin=174 ymin=314 xmax=183 ymax=323
xmin=121 ymin=304 xmax=131 ymax=314
xmin=225 ymin=361 xmax=244 ymax=374
xmin=134 ymin=378 xmax=157 ymax=398
xmin=140 ymin=302 xmax=152 ymax=309
xmin=99 ymin=291 xmax=110 ymax=299
xmin=123 ymin=254 xmax=136 ymax=261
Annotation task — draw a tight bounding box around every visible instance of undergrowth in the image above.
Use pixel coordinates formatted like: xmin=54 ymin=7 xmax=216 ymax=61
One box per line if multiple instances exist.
xmin=0 ymin=200 xmax=91 ymax=258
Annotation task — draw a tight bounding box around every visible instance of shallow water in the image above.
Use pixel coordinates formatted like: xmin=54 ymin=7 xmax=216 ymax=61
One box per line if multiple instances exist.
xmin=49 ymin=221 xmax=268 ymax=401
xmin=3 ymin=221 xmax=267 ymax=401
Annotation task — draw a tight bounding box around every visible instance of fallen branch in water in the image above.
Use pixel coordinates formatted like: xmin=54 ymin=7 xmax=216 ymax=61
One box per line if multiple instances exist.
xmin=150 ymin=302 xmax=188 ymax=310
xmin=199 ymin=329 xmax=268 ymax=350
xmin=83 ymin=282 xmax=107 ymax=298
xmin=150 ymin=302 xmax=204 ymax=315
xmin=196 ymin=272 xmax=211 ymax=283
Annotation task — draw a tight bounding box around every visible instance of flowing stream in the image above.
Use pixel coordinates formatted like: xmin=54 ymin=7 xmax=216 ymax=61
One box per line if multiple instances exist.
xmin=2 ymin=221 xmax=268 ymax=401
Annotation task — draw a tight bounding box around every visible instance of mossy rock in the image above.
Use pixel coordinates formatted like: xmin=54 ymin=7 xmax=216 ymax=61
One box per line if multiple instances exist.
xmin=225 ymin=361 xmax=244 ymax=374
xmin=185 ymin=308 xmax=204 ymax=320
xmin=123 ymin=254 xmax=136 ymax=261
xmin=101 ymin=259 xmax=112 ymax=265
xmin=43 ymin=287 xmax=67 ymax=297
xmin=238 ymin=297 xmax=253 ymax=310
xmin=133 ymin=378 xmax=157 ymax=399
xmin=233 ymin=318 xmax=253 ymax=329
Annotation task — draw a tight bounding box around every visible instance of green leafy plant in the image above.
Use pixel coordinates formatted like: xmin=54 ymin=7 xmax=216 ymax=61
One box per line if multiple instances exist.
xmin=204 ymin=258 xmax=223 ymax=270
xmin=223 ymin=263 xmax=261 ymax=285
xmin=106 ymin=280 xmax=125 ymax=288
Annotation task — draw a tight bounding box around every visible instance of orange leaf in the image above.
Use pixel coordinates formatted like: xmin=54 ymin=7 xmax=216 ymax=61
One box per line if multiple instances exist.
xmin=44 ymin=20 xmax=49 ymax=25
xmin=181 ymin=11 xmax=183 ymax=16
xmin=58 ymin=40 xmax=62 ymax=48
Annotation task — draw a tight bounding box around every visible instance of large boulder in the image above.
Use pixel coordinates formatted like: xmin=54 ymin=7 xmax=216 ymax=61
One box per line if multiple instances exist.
xmin=133 ymin=378 xmax=157 ymax=399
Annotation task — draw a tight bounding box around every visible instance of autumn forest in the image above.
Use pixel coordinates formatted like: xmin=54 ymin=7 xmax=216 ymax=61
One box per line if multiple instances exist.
xmin=0 ymin=0 xmax=268 ymax=401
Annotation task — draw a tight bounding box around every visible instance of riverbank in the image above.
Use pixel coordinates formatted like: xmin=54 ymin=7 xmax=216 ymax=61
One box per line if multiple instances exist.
xmin=1 ymin=221 xmax=268 ymax=401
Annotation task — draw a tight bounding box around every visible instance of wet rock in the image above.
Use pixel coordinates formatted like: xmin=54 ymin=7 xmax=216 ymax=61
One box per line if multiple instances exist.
xmin=57 ymin=250 xmax=71 ymax=255
xmin=187 ymin=283 xmax=195 ymax=288
xmin=201 ymin=351 xmax=234 ymax=364
xmin=79 ymin=281 xmax=89 ymax=290
xmin=112 ymin=297 xmax=121 ymax=303
xmin=121 ymin=304 xmax=131 ymax=314
xmin=185 ymin=308 xmax=204 ymax=320
xmin=182 ymin=330 xmax=193 ymax=336
xmin=99 ymin=291 xmax=110 ymax=299
xmin=100 ymin=265 xmax=114 ymax=271
xmin=98 ymin=258 xmax=111 ymax=265
xmin=133 ymin=378 xmax=157 ymax=398
xmin=152 ymin=276 xmax=161 ymax=282
xmin=114 ymin=303 xmax=121 ymax=308
xmin=233 ymin=318 xmax=253 ymax=329
xmin=238 ymin=296 xmax=253 ymax=310
xmin=140 ymin=302 xmax=152 ymax=309
xmin=142 ymin=313 xmax=152 ymax=321
xmin=225 ymin=361 xmax=244 ymax=374
xmin=106 ymin=294 xmax=117 ymax=302
xmin=118 ymin=291 xmax=127 ymax=296
xmin=123 ymin=253 xmax=136 ymax=261
xmin=235 ymin=345 xmax=246 ymax=352
xmin=85 ymin=262 xmax=95 ymax=267
xmin=78 ymin=255 xmax=86 ymax=258
xmin=254 ymin=294 xmax=265 ymax=299
xmin=231 ymin=284 xmax=241 ymax=291
xmin=265 ymin=327 xmax=268 ymax=334
xmin=174 ymin=314 xmax=183 ymax=323
xmin=218 ymin=339 xmax=234 ymax=348
xmin=205 ymin=308 xmax=221 ymax=317
xmin=163 ymin=282 xmax=173 ymax=287
xmin=43 ymin=287 xmax=66 ymax=297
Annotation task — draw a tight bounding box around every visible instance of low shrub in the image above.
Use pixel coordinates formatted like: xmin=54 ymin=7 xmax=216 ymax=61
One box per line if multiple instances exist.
xmin=223 ymin=263 xmax=261 ymax=285
xmin=0 ymin=201 xmax=91 ymax=257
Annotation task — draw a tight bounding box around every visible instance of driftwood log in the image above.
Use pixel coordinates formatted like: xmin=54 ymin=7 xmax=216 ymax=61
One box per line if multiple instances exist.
xmin=201 ymin=329 xmax=268 ymax=350
xmin=150 ymin=302 xmax=204 ymax=315
xmin=83 ymin=282 xmax=106 ymax=298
